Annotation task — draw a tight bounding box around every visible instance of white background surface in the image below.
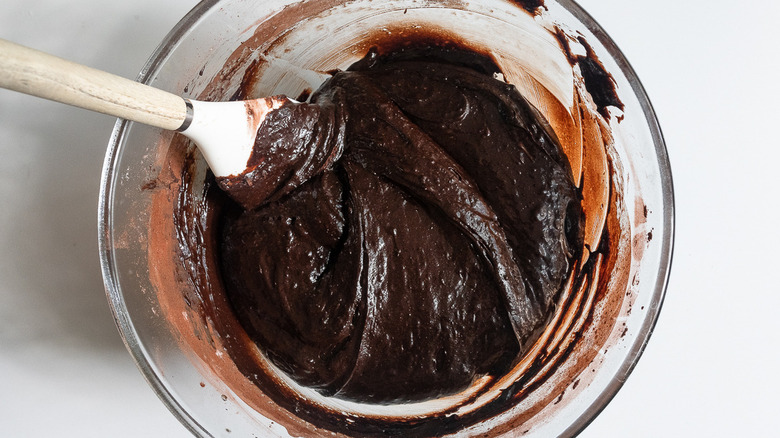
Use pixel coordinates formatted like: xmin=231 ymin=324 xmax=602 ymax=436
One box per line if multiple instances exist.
xmin=1 ymin=0 xmax=778 ymax=437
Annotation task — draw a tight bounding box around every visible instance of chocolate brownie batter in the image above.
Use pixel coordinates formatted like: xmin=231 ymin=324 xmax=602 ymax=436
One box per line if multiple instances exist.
xmin=217 ymin=46 xmax=582 ymax=403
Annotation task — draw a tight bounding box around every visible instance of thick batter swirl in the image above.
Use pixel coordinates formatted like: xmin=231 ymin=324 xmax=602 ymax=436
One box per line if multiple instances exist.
xmin=218 ymin=47 xmax=582 ymax=403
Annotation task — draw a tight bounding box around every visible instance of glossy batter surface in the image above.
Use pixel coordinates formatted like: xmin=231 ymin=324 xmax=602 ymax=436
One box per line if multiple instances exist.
xmin=218 ymin=47 xmax=582 ymax=403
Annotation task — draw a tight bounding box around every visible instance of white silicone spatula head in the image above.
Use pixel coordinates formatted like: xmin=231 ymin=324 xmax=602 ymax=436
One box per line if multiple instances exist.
xmin=178 ymin=97 xmax=290 ymax=177
xmin=0 ymin=38 xmax=290 ymax=179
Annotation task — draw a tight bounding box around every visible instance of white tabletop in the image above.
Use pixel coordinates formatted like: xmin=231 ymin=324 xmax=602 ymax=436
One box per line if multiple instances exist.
xmin=1 ymin=1 xmax=777 ymax=437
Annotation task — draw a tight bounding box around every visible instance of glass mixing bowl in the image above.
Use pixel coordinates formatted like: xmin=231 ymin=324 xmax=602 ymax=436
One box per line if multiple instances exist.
xmin=99 ymin=0 xmax=673 ymax=436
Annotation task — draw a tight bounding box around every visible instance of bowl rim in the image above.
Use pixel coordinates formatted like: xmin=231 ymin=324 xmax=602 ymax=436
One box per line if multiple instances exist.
xmin=98 ymin=1 xmax=674 ymax=436
xmin=553 ymin=1 xmax=675 ymax=435
xmin=98 ymin=1 xmax=223 ymax=436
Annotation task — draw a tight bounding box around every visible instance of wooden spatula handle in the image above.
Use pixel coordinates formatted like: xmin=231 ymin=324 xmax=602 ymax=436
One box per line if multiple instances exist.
xmin=0 ymin=38 xmax=187 ymax=130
